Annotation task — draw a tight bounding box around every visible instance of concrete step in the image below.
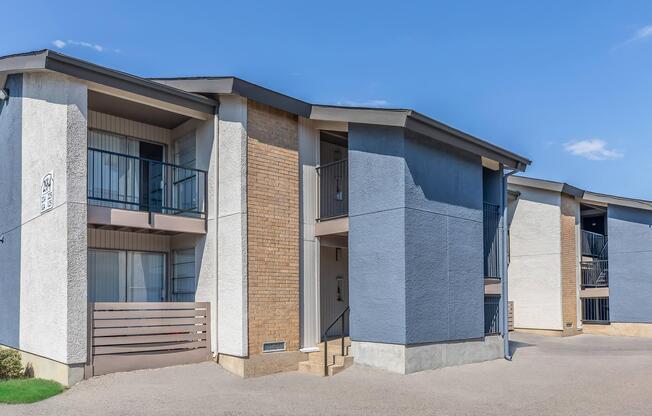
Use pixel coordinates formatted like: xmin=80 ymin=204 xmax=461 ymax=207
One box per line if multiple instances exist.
xmin=298 ymin=354 xmax=354 ymax=377
xmin=333 ymin=355 xmax=353 ymax=368
xmin=298 ymin=360 xmax=327 ymax=376
xmin=309 ymin=351 xmax=337 ymax=364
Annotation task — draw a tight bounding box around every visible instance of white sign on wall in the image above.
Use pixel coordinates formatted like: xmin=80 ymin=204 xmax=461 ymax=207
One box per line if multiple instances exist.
xmin=40 ymin=172 xmax=54 ymax=213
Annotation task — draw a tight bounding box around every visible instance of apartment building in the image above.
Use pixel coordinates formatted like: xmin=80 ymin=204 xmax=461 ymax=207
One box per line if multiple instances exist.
xmin=0 ymin=49 xmax=530 ymax=385
xmin=508 ymin=176 xmax=652 ymax=338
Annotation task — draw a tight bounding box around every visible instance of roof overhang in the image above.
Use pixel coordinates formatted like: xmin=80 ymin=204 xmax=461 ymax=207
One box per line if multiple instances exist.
xmin=152 ymin=77 xmax=311 ymax=118
xmin=582 ymin=192 xmax=652 ymax=211
xmin=0 ymin=50 xmax=217 ymax=120
xmin=152 ymin=78 xmax=531 ymax=171
xmin=508 ymin=176 xmax=584 ymax=198
xmin=509 ymin=176 xmax=652 ymax=212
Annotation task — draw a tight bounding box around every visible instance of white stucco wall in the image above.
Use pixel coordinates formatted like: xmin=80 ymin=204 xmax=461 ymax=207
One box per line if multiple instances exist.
xmin=508 ymin=185 xmax=563 ymax=331
xmin=216 ymin=95 xmax=248 ymax=356
xmin=171 ymin=116 xmax=218 ymax=352
xmin=0 ymin=72 xmax=88 ymax=364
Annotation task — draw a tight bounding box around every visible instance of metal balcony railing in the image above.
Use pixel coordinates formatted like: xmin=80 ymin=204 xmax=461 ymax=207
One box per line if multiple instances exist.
xmin=316 ymin=159 xmax=348 ymax=221
xmin=484 ymin=295 xmax=501 ymax=335
xmin=87 ymin=148 xmax=207 ymax=218
xmin=483 ymin=202 xmax=501 ymax=279
xmin=582 ymin=297 xmax=609 ymax=323
xmin=582 ymin=230 xmax=607 ymax=258
xmin=581 ymin=260 xmax=609 ymax=288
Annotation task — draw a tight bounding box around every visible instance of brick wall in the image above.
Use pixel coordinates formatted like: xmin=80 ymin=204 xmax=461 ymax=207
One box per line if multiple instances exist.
xmin=246 ymin=101 xmax=300 ymax=355
xmin=560 ymin=194 xmax=580 ymax=336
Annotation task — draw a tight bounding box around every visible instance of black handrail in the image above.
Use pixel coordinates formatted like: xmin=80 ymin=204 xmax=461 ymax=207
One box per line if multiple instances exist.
xmin=316 ymin=159 xmax=348 ymax=220
xmin=321 ymin=306 xmax=349 ymax=376
xmin=87 ymin=147 xmax=207 ymax=218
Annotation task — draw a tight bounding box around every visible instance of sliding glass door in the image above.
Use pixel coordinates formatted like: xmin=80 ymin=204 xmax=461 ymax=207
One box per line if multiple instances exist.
xmin=89 ymin=249 xmax=166 ymax=302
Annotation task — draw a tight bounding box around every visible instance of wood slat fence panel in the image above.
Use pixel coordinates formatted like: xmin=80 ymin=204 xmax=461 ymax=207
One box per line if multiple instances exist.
xmin=86 ymin=302 xmax=211 ymax=377
xmin=508 ymin=301 xmax=514 ymax=331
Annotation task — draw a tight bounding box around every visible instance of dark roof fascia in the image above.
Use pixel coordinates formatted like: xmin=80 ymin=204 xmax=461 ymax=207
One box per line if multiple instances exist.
xmin=405 ymin=111 xmax=530 ymax=171
xmin=44 ymin=51 xmax=217 ymax=115
xmin=151 ymin=76 xmax=312 ymax=118
xmin=0 ymin=50 xmax=48 ymax=74
xmin=508 ymin=176 xmax=584 ymax=198
xmin=582 ymin=191 xmax=652 ymax=212
xmin=149 ymin=79 xmax=531 ymax=171
xmin=309 ymin=105 xmax=408 ymax=126
xmin=511 ymin=176 xmax=652 ymax=212
xmin=0 ymin=50 xmax=217 ymax=115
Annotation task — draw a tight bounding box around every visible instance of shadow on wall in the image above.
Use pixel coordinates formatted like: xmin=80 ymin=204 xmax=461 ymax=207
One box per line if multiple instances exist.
xmin=404 ymin=131 xmax=482 ymax=212
xmin=0 ymin=74 xmax=23 ymax=348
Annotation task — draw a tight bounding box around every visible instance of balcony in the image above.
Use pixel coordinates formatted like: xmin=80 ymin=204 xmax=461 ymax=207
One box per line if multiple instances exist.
xmin=581 ymin=230 xmax=607 ymax=258
xmin=581 ymin=297 xmax=609 ymax=323
xmin=87 ymin=148 xmax=207 ymax=233
xmin=581 ymin=259 xmax=609 ymax=288
xmin=483 ymin=202 xmax=501 ymax=279
xmin=317 ymin=159 xmax=348 ymax=221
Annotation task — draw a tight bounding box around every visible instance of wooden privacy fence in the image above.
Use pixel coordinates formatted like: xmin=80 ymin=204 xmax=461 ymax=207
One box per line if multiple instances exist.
xmin=508 ymin=301 xmax=514 ymax=331
xmin=86 ymin=302 xmax=211 ymax=377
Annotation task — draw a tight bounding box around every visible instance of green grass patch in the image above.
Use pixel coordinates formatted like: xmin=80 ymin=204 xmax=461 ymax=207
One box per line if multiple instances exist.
xmin=0 ymin=378 xmax=64 ymax=404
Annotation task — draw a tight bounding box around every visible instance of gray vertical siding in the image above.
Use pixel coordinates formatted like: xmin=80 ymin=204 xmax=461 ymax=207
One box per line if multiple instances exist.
xmin=608 ymin=205 xmax=652 ymax=323
xmin=348 ymin=124 xmax=485 ymax=345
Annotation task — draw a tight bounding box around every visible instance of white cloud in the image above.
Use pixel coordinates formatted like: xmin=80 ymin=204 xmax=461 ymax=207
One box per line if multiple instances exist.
xmin=67 ymin=40 xmax=104 ymax=52
xmin=336 ymin=99 xmax=389 ymax=108
xmin=51 ymin=39 xmax=115 ymax=52
xmin=625 ymin=25 xmax=652 ymax=44
xmin=563 ymin=139 xmax=624 ymax=161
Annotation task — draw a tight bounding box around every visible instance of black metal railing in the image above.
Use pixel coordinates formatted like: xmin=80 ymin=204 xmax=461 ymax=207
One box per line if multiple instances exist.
xmin=581 ymin=260 xmax=609 ymax=288
xmin=483 ymin=202 xmax=501 ymax=279
xmin=317 ymin=159 xmax=348 ymax=221
xmin=88 ymin=148 xmax=207 ymax=217
xmin=322 ymin=306 xmax=349 ymax=376
xmin=582 ymin=297 xmax=609 ymax=323
xmin=484 ymin=295 xmax=501 ymax=335
xmin=582 ymin=230 xmax=607 ymax=258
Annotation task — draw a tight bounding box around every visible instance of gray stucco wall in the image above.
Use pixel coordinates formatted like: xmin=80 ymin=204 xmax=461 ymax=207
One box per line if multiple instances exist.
xmin=348 ymin=124 xmax=485 ymax=345
xmin=607 ymin=205 xmax=652 ymax=323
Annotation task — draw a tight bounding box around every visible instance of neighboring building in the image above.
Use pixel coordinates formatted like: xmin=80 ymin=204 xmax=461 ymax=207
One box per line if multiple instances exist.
xmin=508 ymin=176 xmax=652 ymax=338
xmin=0 ymin=49 xmax=530 ymax=386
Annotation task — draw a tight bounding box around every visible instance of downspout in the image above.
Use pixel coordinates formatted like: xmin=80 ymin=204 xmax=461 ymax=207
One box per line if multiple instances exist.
xmin=502 ymin=168 xmax=518 ymax=360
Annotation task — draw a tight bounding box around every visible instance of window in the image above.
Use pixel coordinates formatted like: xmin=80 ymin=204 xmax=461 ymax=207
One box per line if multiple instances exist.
xmin=174 ymin=132 xmax=199 ymax=215
xmin=172 ymin=249 xmax=196 ymax=301
xmin=88 ymin=249 xmax=166 ymax=302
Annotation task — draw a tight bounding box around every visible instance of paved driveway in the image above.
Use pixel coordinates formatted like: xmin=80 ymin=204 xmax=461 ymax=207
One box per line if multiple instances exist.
xmin=3 ymin=333 xmax=652 ymax=416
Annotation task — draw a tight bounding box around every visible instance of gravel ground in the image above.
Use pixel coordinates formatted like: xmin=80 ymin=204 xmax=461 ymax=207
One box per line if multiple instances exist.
xmin=3 ymin=333 xmax=652 ymax=416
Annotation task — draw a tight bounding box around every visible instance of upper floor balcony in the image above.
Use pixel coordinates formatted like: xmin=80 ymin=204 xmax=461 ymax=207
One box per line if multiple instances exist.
xmin=483 ymin=202 xmax=501 ymax=280
xmin=581 ymin=230 xmax=608 ymax=259
xmin=87 ymin=147 xmax=207 ymax=234
xmin=316 ymin=159 xmax=348 ymax=221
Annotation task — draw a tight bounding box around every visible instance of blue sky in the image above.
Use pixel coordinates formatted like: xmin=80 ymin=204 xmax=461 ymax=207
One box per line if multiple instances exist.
xmin=4 ymin=1 xmax=652 ymax=199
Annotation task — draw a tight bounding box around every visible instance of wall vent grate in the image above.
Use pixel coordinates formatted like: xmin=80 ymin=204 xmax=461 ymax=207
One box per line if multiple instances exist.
xmin=262 ymin=341 xmax=286 ymax=353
